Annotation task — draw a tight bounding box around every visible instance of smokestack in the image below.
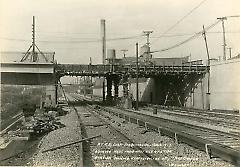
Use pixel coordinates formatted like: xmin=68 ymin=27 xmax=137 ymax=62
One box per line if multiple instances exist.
xmin=100 ymin=19 xmax=106 ymax=64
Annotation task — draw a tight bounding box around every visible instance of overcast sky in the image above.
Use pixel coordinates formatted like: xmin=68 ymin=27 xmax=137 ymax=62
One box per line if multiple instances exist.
xmin=1 ymin=0 xmax=240 ymax=64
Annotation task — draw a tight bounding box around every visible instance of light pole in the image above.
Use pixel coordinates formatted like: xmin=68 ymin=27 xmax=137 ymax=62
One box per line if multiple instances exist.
xmin=136 ymin=43 xmax=139 ymax=111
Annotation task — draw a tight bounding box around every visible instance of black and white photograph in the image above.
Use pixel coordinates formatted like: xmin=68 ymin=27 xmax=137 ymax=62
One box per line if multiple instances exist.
xmin=0 ymin=0 xmax=240 ymax=166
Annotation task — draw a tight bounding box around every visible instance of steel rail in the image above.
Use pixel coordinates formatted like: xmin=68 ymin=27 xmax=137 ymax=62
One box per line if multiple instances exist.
xmin=100 ymin=106 xmax=240 ymax=166
xmin=69 ymin=93 xmax=240 ymax=165
xmin=69 ymin=94 xmax=163 ymax=167
xmin=143 ymin=106 xmax=240 ymax=130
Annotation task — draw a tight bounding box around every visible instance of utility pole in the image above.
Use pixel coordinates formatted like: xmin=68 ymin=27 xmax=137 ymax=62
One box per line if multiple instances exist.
xmin=32 ymin=16 xmax=35 ymax=54
xmin=136 ymin=43 xmax=139 ymax=111
xmin=89 ymin=57 xmax=93 ymax=86
xmin=143 ymin=31 xmax=153 ymax=46
xmin=121 ymin=49 xmax=128 ymax=58
xmin=202 ymin=25 xmax=210 ymax=110
xmin=227 ymin=47 xmax=232 ymax=59
xmin=217 ymin=17 xmax=227 ymax=61
xmin=32 ymin=16 xmax=38 ymax=62
xmin=202 ymin=25 xmax=210 ymax=66
xmin=217 ymin=15 xmax=240 ymax=61
xmin=21 ymin=16 xmax=48 ymax=62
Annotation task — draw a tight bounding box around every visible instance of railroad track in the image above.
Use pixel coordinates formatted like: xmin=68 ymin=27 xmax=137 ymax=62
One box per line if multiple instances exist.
xmin=148 ymin=104 xmax=240 ymax=123
xmin=143 ymin=105 xmax=240 ymax=131
xmin=69 ymin=93 xmax=240 ymax=165
xmin=69 ymin=94 xmax=163 ymax=167
xmin=100 ymin=106 xmax=240 ymax=165
xmin=0 ymin=113 xmax=24 ymax=135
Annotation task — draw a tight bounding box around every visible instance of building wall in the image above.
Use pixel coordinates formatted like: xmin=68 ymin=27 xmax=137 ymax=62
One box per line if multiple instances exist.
xmin=209 ymin=59 xmax=240 ymax=110
xmin=178 ymin=59 xmax=240 ymax=110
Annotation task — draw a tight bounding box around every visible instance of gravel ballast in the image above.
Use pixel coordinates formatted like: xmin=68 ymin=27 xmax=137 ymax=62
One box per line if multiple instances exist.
xmin=30 ymin=104 xmax=235 ymax=167
xmin=31 ymin=107 xmax=83 ymax=167
xmin=96 ymin=106 xmax=234 ymax=167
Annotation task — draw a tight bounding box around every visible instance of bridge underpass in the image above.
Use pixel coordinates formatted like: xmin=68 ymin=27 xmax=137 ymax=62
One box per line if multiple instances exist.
xmin=55 ymin=64 xmax=209 ymax=107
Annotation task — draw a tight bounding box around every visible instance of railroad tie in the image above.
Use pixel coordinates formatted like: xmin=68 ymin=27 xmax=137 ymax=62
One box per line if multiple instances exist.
xmin=145 ymin=122 xmax=148 ymax=130
xmin=205 ymin=144 xmax=212 ymax=159
xmin=175 ymin=133 xmax=178 ymax=144
xmin=158 ymin=127 xmax=161 ymax=136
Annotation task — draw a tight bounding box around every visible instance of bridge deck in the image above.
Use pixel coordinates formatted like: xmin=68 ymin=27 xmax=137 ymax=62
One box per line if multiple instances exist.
xmin=56 ymin=64 xmax=209 ymax=77
xmin=1 ymin=62 xmax=55 ymax=85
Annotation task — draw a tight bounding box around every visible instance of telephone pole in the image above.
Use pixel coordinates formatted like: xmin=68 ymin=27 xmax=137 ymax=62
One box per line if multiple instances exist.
xmin=32 ymin=16 xmax=35 ymax=54
xmin=202 ymin=25 xmax=210 ymax=110
xmin=202 ymin=25 xmax=210 ymax=66
xmin=21 ymin=16 xmax=48 ymax=62
xmin=217 ymin=15 xmax=240 ymax=61
xmin=217 ymin=17 xmax=227 ymax=61
xmin=143 ymin=31 xmax=153 ymax=46
xmin=136 ymin=43 xmax=139 ymax=111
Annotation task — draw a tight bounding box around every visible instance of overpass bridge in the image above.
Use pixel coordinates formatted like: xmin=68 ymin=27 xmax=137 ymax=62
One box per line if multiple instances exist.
xmin=54 ymin=63 xmax=209 ymax=106
xmin=1 ymin=62 xmax=209 ymax=106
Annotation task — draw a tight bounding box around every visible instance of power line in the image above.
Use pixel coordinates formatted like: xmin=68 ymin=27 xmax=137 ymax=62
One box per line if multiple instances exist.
xmin=151 ymin=0 xmax=208 ymax=44
xmin=3 ymin=30 xmax=240 ymax=45
xmin=150 ymin=31 xmax=240 ymax=38
xmin=117 ymin=0 xmax=208 ymax=55
xmin=151 ymin=20 xmax=221 ymax=53
xmin=0 ymin=35 xmax=141 ymax=43
xmin=2 ymin=30 xmax=240 ymax=43
xmin=37 ymin=30 xmax=140 ymax=36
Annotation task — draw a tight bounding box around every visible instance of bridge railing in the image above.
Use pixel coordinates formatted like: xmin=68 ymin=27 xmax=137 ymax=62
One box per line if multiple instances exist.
xmin=55 ymin=64 xmax=209 ymax=75
xmin=115 ymin=65 xmax=209 ymax=73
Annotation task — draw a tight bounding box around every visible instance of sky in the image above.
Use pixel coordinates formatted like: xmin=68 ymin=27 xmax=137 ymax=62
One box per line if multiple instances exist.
xmin=0 ymin=0 xmax=240 ymax=64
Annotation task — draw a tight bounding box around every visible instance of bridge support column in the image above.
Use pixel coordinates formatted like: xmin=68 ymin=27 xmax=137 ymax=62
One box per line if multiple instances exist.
xmin=206 ymin=92 xmax=210 ymax=110
xmin=122 ymin=75 xmax=129 ymax=97
xmin=191 ymin=89 xmax=195 ymax=107
xmin=113 ymin=76 xmax=120 ymax=100
xmin=106 ymin=76 xmax=113 ymax=104
xmin=102 ymin=79 xmax=105 ymax=102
